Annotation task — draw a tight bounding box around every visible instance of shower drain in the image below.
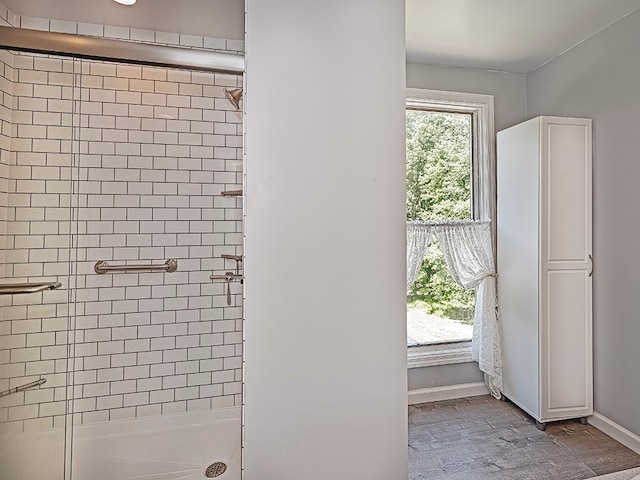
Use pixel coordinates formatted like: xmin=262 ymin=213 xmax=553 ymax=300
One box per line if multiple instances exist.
xmin=205 ymin=462 xmax=227 ymax=478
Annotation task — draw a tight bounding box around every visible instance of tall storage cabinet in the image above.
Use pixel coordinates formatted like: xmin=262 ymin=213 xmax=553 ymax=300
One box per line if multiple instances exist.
xmin=497 ymin=116 xmax=592 ymax=430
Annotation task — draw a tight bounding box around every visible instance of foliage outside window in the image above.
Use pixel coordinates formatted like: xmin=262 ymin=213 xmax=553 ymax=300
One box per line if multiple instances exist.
xmin=406 ymin=110 xmax=475 ymax=345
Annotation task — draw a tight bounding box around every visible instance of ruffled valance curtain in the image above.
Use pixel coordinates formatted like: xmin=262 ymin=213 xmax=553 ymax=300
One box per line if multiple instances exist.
xmin=407 ymin=219 xmax=503 ymax=397
xmin=407 ymin=223 xmax=433 ymax=291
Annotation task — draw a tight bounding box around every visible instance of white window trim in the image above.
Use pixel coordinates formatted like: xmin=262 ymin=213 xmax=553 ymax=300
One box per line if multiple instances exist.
xmin=406 ymin=88 xmax=496 ymax=367
xmin=407 ymin=341 xmax=473 ymax=369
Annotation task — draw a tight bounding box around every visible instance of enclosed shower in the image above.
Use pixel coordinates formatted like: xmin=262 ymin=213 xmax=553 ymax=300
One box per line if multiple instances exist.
xmin=0 ymin=10 xmax=244 ymax=480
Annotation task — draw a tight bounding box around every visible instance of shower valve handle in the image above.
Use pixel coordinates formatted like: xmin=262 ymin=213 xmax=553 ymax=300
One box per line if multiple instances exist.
xmin=225 ymin=272 xmax=235 ymax=305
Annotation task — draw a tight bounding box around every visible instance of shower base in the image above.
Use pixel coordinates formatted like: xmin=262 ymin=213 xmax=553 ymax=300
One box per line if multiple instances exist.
xmin=0 ymin=406 xmax=241 ymax=480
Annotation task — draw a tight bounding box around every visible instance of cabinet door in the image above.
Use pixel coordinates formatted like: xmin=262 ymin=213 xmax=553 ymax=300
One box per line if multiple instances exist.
xmin=497 ymin=117 xmax=542 ymax=418
xmin=540 ymin=117 xmax=593 ymax=420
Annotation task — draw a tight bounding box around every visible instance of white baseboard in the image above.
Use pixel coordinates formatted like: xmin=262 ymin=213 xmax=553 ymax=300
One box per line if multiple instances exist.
xmin=408 ymin=382 xmax=490 ymax=405
xmin=589 ymin=412 xmax=640 ymax=455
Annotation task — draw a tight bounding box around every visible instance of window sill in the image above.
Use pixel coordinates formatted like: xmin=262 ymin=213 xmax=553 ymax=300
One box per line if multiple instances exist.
xmin=407 ymin=341 xmax=473 ymax=368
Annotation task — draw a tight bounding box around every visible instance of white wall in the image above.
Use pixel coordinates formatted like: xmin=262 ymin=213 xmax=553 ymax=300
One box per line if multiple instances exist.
xmin=406 ymin=62 xmax=527 ymax=390
xmin=527 ymin=7 xmax=640 ymax=437
xmin=407 ymin=63 xmax=527 ymax=132
xmin=244 ymin=1 xmax=408 ymax=479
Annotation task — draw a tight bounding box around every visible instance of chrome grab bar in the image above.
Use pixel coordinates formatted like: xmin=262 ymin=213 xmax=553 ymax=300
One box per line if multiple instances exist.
xmin=0 ymin=378 xmax=47 ymax=398
xmin=94 ymin=259 xmax=178 ymax=274
xmin=0 ymin=282 xmax=62 ymax=295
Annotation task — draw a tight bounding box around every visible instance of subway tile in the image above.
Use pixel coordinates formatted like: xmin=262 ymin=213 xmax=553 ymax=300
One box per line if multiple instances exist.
xmin=83 ymin=355 xmax=110 ymax=370
xmin=137 ymin=377 xmax=162 ymax=392
xmin=200 ymin=384 xmax=223 ymax=398
xmin=211 ymin=370 xmax=235 ymax=384
xmin=20 ymin=16 xmax=50 ymax=31
xmin=111 ymin=379 xmax=137 ymax=395
xmin=150 ymin=363 xmax=174 ymax=378
xmin=154 ymin=81 xmax=178 ymax=95
xmin=83 ymin=382 xmax=110 ymax=398
xmin=226 ymin=40 xmax=245 ymax=52
xmin=104 ymin=26 xmax=130 ymax=40
xmin=124 ymin=365 xmax=150 ymax=380
xmin=3 ymin=48 xmax=244 ymax=427
xmin=163 ymin=349 xmax=187 ymax=363
xmin=74 ymin=342 xmax=98 ymax=357
xmin=135 ymin=403 xmax=162 ymax=418
xmin=112 ymin=326 xmax=137 ymax=340
xmin=38 ymin=401 xmax=65 ymax=418
xmin=179 ymin=34 xmax=203 ymax=48
xmin=223 ymin=382 xmax=242 ymax=396
xmin=124 ymin=338 xmax=150 ymax=353
xmin=125 ymin=312 xmax=151 ymax=326
xmin=150 ymin=389 xmax=174 ymax=404
xmin=129 ymin=79 xmax=154 ymax=93
xmin=137 ymin=351 xmax=162 ymax=365
xmin=111 ymin=353 xmax=137 ymax=368
xmin=98 ymin=341 xmax=124 ymax=356
xmin=155 ymin=31 xmax=179 ymax=45
xmin=8 ymin=404 xmax=39 ymax=422
xmin=24 ymin=388 xmax=54 ymax=405
xmin=130 ymin=28 xmax=155 ymax=43
xmin=142 ymin=67 xmax=166 ymax=82
xmin=110 ymin=406 xmax=136 ymax=421
xmin=141 ymin=92 xmax=166 ymax=106
xmin=166 ymin=95 xmax=190 ymax=108
xmin=26 ymin=332 xmax=56 ymax=347
xmin=203 ymin=37 xmax=226 ymax=50
xmin=96 ymin=394 xmax=122 ymax=410
xmin=161 ymin=401 xmax=186 ymax=415
xmin=200 ymin=359 xmax=223 ymax=373
xmin=175 ymin=386 xmax=198 ymax=401
xmin=186 ymin=398 xmax=210 ymax=412
xmin=82 ymin=410 xmax=110 ymax=424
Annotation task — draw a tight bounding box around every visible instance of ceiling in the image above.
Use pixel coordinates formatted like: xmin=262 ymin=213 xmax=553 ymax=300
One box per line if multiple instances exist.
xmin=4 ymin=0 xmax=640 ymax=74
xmin=406 ymin=0 xmax=640 ymax=73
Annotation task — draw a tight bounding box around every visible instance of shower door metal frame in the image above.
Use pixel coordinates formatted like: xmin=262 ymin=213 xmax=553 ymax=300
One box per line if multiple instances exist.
xmin=0 ymin=25 xmax=245 ymax=73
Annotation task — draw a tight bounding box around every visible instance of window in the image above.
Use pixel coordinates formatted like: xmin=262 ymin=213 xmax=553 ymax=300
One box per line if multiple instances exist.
xmin=405 ymin=89 xmax=495 ymax=367
xmin=406 ymin=109 xmax=475 ymax=346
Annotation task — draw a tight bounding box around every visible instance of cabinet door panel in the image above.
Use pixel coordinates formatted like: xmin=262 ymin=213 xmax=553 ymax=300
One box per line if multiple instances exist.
xmin=544 ymin=122 xmax=590 ymax=264
xmin=544 ymin=270 xmax=591 ymax=414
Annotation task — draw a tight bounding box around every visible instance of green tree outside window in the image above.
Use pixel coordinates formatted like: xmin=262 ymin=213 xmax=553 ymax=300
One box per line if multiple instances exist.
xmin=406 ymin=110 xmax=475 ymax=326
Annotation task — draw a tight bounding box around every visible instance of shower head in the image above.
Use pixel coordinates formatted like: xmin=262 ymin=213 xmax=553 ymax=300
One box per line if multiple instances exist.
xmin=224 ymin=87 xmax=243 ymax=111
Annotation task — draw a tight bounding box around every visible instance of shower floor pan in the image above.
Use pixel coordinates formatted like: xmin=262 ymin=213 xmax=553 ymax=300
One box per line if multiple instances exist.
xmin=1 ymin=407 xmax=241 ymax=480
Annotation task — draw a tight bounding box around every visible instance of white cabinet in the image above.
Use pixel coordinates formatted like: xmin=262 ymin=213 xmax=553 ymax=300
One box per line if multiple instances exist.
xmin=497 ymin=116 xmax=592 ymax=430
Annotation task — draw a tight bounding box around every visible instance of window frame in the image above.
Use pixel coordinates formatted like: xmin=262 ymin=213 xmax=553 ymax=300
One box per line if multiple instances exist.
xmin=406 ymin=88 xmax=496 ymax=367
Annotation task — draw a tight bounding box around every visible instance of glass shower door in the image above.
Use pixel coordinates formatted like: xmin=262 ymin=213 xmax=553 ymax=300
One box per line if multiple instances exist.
xmin=67 ymin=57 xmax=244 ymax=480
xmin=0 ymin=40 xmax=244 ymax=480
xmin=0 ymin=50 xmax=79 ymax=480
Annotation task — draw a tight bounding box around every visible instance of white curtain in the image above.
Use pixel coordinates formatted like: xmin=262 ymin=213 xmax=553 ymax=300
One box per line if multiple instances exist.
xmin=407 ymin=220 xmax=503 ymax=397
xmin=407 ymin=222 xmax=433 ymax=290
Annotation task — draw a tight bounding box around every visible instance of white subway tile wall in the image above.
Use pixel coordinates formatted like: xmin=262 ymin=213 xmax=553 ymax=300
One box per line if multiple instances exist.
xmin=0 ymin=26 xmax=14 ymax=433
xmin=0 ymin=6 xmax=16 ymax=281
xmin=0 ymin=6 xmax=244 ymax=432
xmin=0 ymin=47 xmax=12 ymax=278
